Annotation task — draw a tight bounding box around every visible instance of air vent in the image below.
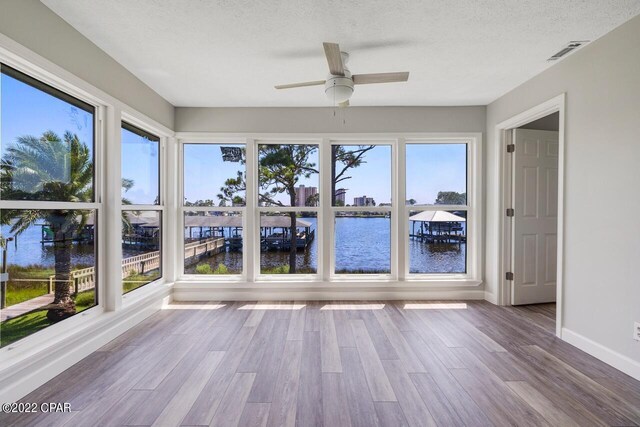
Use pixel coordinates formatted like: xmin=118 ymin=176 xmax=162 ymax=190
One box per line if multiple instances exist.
xmin=548 ymin=41 xmax=588 ymax=61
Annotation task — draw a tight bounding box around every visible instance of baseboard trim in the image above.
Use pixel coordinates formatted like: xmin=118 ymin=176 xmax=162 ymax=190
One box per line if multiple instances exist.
xmin=173 ymin=285 xmax=486 ymax=301
xmin=562 ymin=327 xmax=640 ymax=381
xmin=484 ymin=291 xmax=499 ymax=305
xmin=0 ymin=286 xmax=171 ymax=403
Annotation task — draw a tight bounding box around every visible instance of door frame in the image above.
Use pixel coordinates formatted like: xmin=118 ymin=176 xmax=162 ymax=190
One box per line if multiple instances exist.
xmin=494 ymin=94 xmax=566 ymax=337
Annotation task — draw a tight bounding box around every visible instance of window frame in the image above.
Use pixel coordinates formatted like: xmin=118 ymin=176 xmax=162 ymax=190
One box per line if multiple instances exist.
xmin=178 ymin=139 xmax=249 ymax=281
xmin=328 ymin=139 xmax=396 ymax=280
xmin=403 ymin=137 xmax=480 ymax=281
xmin=0 ymin=60 xmax=104 ymax=346
xmin=120 ymin=120 xmax=165 ymax=294
xmin=255 ymin=139 xmax=321 ymax=281
xmin=177 ymin=133 xmax=481 ymax=285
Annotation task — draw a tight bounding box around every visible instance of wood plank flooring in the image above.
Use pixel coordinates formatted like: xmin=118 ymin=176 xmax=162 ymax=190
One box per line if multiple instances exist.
xmin=2 ymin=301 xmax=639 ymax=427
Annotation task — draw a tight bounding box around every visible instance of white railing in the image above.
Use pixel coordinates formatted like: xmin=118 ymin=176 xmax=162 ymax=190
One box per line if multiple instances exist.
xmin=48 ymin=237 xmax=225 ymax=294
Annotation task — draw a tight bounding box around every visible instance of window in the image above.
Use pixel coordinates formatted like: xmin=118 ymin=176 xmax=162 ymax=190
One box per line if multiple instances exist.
xmin=334 ymin=211 xmax=390 ymax=274
xmin=179 ymin=137 xmax=478 ymax=281
xmin=121 ymin=123 xmax=162 ymax=293
xmin=406 ymin=142 xmax=469 ymax=275
xmin=121 ymin=123 xmax=159 ymax=205
xmin=260 ymin=212 xmax=317 ymax=274
xmin=184 ymin=210 xmax=243 ymax=275
xmin=184 ymin=143 xmax=246 ymax=206
xmin=258 ymin=143 xmax=319 ymax=276
xmin=0 ymin=64 xmax=98 ymax=347
xmin=182 ymin=143 xmax=247 ymax=276
xmin=331 ymin=143 xmax=392 ymax=275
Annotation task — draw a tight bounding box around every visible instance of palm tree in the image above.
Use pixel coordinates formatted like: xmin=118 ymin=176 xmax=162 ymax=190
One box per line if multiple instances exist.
xmin=1 ymin=131 xmax=93 ymax=322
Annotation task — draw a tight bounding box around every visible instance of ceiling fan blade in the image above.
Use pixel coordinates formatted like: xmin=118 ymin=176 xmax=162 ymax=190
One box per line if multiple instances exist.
xmin=323 ymin=42 xmax=345 ymax=76
xmin=353 ymin=72 xmax=409 ymax=85
xmin=338 ymin=100 xmax=349 ymax=107
xmin=274 ymin=80 xmax=326 ymax=89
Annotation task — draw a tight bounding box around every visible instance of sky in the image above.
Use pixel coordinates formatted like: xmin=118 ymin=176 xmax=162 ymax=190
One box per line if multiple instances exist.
xmin=183 ymin=143 xmax=466 ymax=207
xmin=121 ymin=127 xmax=159 ymax=204
xmin=2 ymin=71 xmax=466 ymax=209
xmin=1 ymin=72 xmax=94 ymax=199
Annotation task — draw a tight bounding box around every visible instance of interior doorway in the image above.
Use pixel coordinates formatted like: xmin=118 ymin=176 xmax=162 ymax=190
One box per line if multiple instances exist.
xmin=495 ymin=94 xmax=565 ymax=337
xmin=510 ymin=116 xmax=560 ymax=305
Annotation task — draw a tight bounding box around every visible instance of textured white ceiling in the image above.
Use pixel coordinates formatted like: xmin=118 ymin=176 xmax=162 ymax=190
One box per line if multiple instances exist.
xmin=41 ymin=0 xmax=640 ymax=107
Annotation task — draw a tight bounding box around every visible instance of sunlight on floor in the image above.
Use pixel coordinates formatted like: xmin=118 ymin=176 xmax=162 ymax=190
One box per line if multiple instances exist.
xmin=320 ymin=303 xmax=386 ymax=310
xmin=403 ymin=303 xmax=468 ymax=310
xmin=162 ymin=303 xmax=226 ymax=310
xmin=238 ymin=303 xmax=306 ymax=310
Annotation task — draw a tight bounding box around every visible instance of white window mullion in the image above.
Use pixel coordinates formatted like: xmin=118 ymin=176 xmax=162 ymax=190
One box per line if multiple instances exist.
xmin=104 ymin=105 xmax=122 ymax=311
xmin=245 ymin=138 xmax=257 ymax=282
xmin=396 ymin=138 xmax=406 ymax=281
xmin=320 ymin=138 xmax=332 ymax=281
xmin=164 ymin=136 xmax=177 ymax=283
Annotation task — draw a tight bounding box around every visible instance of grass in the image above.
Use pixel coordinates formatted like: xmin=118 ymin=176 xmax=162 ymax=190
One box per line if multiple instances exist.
xmin=192 ymin=263 xmax=239 ymax=275
xmin=335 ymin=269 xmax=390 ymax=274
xmin=260 ymin=265 xmax=317 ymax=274
xmin=4 ymin=265 xmax=54 ymax=306
xmin=0 ymin=289 xmax=96 ymax=348
xmin=123 ymin=270 xmax=161 ymax=294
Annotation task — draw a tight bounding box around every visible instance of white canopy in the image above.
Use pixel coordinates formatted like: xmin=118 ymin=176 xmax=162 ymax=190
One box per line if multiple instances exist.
xmin=409 ymin=211 xmax=465 ymax=222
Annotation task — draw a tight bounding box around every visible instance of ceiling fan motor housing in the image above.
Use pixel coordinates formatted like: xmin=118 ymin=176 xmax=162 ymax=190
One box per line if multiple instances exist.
xmin=325 ymin=72 xmax=354 ymax=103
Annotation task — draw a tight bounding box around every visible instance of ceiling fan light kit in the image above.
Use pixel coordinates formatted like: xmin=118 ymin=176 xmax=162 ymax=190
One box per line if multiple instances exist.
xmin=275 ymin=42 xmax=409 ymax=107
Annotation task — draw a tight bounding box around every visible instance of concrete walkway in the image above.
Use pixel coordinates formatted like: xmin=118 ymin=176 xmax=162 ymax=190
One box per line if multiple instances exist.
xmin=1 ymin=293 xmax=54 ymax=321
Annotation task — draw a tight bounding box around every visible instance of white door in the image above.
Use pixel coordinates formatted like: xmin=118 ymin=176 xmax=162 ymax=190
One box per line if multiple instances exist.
xmin=512 ymin=129 xmax=559 ymax=305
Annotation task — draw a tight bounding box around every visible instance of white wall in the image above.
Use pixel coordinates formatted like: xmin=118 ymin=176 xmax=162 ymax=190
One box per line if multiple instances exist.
xmin=0 ymin=0 xmax=174 ymax=129
xmin=175 ymin=106 xmax=485 ymax=133
xmin=486 ymin=15 xmax=640 ymax=367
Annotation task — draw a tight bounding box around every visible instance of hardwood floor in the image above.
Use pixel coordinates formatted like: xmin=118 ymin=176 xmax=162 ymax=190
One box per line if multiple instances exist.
xmin=2 ymin=301 xmax=639 ymax=426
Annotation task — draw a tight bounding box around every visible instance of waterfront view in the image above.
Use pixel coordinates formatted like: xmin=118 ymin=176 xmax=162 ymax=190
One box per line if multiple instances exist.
xmin=183 ymin=213 xmax=466 ymax=275
xmin=0 ymin=64 xmax=469 ymax=348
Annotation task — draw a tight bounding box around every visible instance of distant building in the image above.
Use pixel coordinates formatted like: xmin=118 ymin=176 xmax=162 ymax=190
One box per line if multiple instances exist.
xmin=335 ymin=188 xmax=347 ymax=205
xmin=295 ymin=185 xmax=318 ymax=206
xmin=353 ymin=195 xmax=375 ymax=207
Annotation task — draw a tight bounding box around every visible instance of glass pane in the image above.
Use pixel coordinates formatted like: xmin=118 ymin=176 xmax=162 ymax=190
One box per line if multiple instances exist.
xmin=260 ymin=212 xmax=317 ymax=274
xmin=121 ymin=124 xmax=159 ymax=205
xmin=408 ymin=210 xmax=467 ymax=274
xmin=258 ymin=144 xmax=319 ymax=207
xmin=0 ymin=209 xmax=97 ymax=347
xmin=331 ymin=144 xmax=391 ymax=206
xmin=334 ymin=211 xmax=390 ymax=274
xmin=184 ymin=211 xmax=243 ymax=274
xmin=122 ymin=210 xmax=161 ymax=293
xmin=406 ymin=143 xmax=467 ymax=206
xmin=183 ymin=143 xmax=246 ymax=207
xmin=1 ymin=67 xmax=95 ymax=202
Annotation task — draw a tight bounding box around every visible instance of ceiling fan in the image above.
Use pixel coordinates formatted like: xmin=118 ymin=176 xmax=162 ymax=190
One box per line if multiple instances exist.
xmin=274 ymin=42 xmax=410 ymax=107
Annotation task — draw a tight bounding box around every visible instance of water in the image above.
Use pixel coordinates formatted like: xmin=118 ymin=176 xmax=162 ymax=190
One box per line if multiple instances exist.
xmin=1 ymin=224 xmax=96 ymax=269
xmin=335 ymin=216 xmax=390 ymax=273
xmin=3 ymin=217 xmax=465 ymax=275
xmin=1 ymin=223 xmax=149 ymax=270
xmin=190 ymin=216 xmax=465 ymax=274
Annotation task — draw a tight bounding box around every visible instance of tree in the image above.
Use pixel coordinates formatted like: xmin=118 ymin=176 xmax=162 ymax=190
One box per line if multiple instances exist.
xmin=305 ymin=193 xmax=320 ymax=207
xmin=331 ymin=145 xmax=375 ymax=205
xmin=258 ymin=145 xmax=318 ymax=273
xmin=407 ymin=198 xmax=417 ymax=206
xmin=435 ymin=191 xmax=466 ymax=205
xmin=0 ymin=131 xmax=93 ymax=322
xmin=218 ymin=144 xmax=375 ymax=273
